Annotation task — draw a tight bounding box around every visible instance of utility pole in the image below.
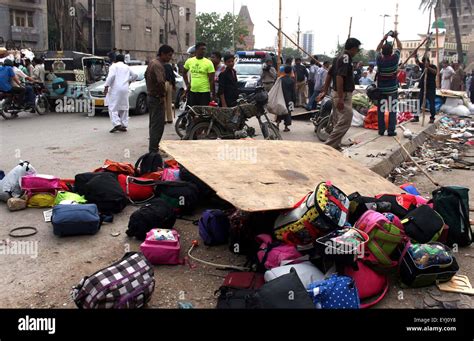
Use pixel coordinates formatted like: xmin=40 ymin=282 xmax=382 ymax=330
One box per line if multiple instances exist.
xmin=277 ymin=0 xmax=282 ymax=71
xmin=91 ymin=0 xmax=95 ymax=54
xmin=380 ymin=14 xmax=390 ymax=36
xmin=297 ymin=16 xmax=301 ymax=49
xmin=164 ymin=0 xmax=170 ymax=45
xmin=394 ymin=2 xmax=399 ymax=32
xmin=348 ymin=17 xmax=352 ymax=39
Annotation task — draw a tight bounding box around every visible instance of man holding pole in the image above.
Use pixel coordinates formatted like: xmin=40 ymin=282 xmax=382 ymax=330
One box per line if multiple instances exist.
xmin=318 ymin=38 xmax=362 ymax=150
xmin=414 ymin=56 xmax=437 ymax=124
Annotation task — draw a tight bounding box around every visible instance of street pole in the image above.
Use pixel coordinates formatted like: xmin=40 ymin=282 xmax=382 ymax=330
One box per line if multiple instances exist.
xmin=232 ymin=0 xmax=235 ymax=52
xmin=165 ymin=0 xmax=170 ymax=45
xmin=380 ymin=14 xmax=390 ymax=36
xmin=91 ymin=0 xmax=95 ymax=55
xmin=348 ymin=17 xmax=352 ymax=39
xmin=297 ymin=16 xmax=301 ymax=50
xmin=435 ymin=11 xmax=441 ymax=88
xmin=277 ymin=0 xmax=282 ymax=71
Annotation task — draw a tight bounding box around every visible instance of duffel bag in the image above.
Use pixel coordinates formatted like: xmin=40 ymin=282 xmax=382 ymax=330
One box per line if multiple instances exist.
xmin=274 ymin=181 xmax=350 ymax=246
xmin=126 ymin=198 xmax=176 ymax=240
xmin=355 ymin=210 xmax=406 ymax=268
xmin=75 ymin=172 xmax=117 ymax=196
xmin=399 ymin=242 xmax=459 ymax=288
xmin=432 ymin=186 xmax=472 ymax=247
xmin=118 ymin=175 xmax=156 ymax=204
xmin=401 ymin=205 xmax=446 ymax=244
xmin=83 ymin=173 xmax=128 ymax=214
xmin=155 ymin=181 xmax=199 ymax=215
xmin=52 ymin=204 xmax=101 ymax=237
xmin=72 ymin=252 xmax=155 ymax=309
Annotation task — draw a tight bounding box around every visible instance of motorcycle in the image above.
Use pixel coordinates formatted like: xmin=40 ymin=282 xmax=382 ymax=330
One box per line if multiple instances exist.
xmin=181 ymin=87 xmax=282 ymax=141
xmin=0 ymin=83 xmax=49 ymax=120
xmin=311 ymin=95 xmax=334 ymax=142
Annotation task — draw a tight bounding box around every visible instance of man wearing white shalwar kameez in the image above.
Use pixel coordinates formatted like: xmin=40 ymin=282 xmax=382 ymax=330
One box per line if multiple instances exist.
xmin=104 ymin=55 xmax=138 ymax=133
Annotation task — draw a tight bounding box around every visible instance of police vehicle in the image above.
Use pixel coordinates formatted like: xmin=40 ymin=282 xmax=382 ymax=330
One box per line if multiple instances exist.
xmin=235 ymin=51 xmax=279 ymax=94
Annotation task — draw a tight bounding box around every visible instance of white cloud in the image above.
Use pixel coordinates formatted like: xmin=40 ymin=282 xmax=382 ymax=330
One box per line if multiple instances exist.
xmin=196 ymin=0 xmax=433 ymax=55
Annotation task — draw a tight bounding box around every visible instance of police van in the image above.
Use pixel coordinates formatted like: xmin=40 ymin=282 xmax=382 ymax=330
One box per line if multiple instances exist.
xmin=235 ymin=51 xmax=279 ymax=94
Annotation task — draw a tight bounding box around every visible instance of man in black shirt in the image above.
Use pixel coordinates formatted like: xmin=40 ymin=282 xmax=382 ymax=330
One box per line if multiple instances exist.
xmin=353 ymin=61 xmax=363 ymax=85
xmin=293 ymin=57 xmax=309 ymax=107
xmin=318 ymin=38 xmax=361 ymax=150
xmin=218 ymin=54 xmax=239 ymax=108
xmin=414 ymin=56 xmax=437 ymax=124
xmin=277 ymin=66 xmax=296 ymax=132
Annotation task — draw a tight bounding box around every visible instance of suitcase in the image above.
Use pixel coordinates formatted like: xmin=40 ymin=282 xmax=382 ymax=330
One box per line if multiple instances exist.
xmin=52 ymin=204 xmax=101 ymax=237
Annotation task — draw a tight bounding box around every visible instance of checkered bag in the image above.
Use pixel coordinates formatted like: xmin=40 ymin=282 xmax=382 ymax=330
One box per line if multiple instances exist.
xmin=71 ymin=252 xmax=155 ymax=309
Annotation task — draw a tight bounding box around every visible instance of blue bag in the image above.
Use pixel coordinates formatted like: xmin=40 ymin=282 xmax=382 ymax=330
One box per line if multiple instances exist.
xmin=307 ymin=274 xmax=360 ymax=309
xmin=52 ymin=204 xmax=101 ymax=237
xmin=198 ymin=209 xmax=231 ymax=246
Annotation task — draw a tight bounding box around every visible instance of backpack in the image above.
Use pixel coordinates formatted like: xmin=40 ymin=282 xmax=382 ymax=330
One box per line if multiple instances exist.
xmin=432 ymin=186 xmax=472 ymax=247
xmin=118 ymin=175 xmax=156 ymax=204
xmin=398 ymin=242 xmax=459 ymax=288
xmin=401 ymin=205 xmax=446 ymax=244
xmin=52 ymin=204 xmax=101 ymax=237
xmin=198 ymin=209 xmax=231 ymax=246
xmin=155 ymin=181 xmax=199 ymax=215
xmin=374 ymin=193 xmax=418 ymax=218
xmin=273 ymin=182 xmax=350 ymax=246
xmin=126 ymin=198 xmax=176 ymax=240
xmin=83 ymin=173 xmax=128 ymax=214
xmin=355 ymin=210 xmax=406 ymax=268
xmin=75 ymin=172 xmax=117 ymax=196
xmin=94 ymin=159 xmax=135 ymax=176
xmin=256 ymin=234 xmax=303 ymax=271
xmin=215 ymin=272 xmax=265 ymax=309
xmin=307 ymin=274 xmax=360 ymax=309
xmin=140 ymin=229 xmax=182 ymax=265
xmin=344 ymin=261 xmax=389 ymax=309
xmin=72 ymin=252 xmax=155 ymax=309
xmin=135 ymin=152 xmax=164 ymax=177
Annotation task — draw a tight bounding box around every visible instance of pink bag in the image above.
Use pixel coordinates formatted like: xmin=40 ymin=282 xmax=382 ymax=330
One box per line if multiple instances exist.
xmin=21 ymin=174 xmax=61 ymax=192
xmin=161 ymin=168 xmax=180 ymax=182
xmin=140 ymin=229 xmax=183 ymax=265
xmin=345 ymin=261 xmax=389 ymax=309
xmin=256 ymin=234 xmax=303 ymax=270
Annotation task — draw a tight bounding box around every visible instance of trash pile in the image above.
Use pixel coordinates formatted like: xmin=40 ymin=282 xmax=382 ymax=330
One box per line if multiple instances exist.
xmin=1 ymin=155 xmax=472 ymax=310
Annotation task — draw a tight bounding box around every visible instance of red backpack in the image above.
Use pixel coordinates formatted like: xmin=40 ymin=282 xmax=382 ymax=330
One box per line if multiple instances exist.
xmin=118 ymin=175 xmax=156 ymax=204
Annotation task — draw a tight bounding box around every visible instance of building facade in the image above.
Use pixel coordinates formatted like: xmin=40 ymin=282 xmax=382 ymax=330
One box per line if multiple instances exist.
xmin=435 ymin=0 xmax=474 ymax=41
xmin=75 ymin=0 xmax=196 ymax=61
xmin=0 ymin=0 xmax=48 ymax=51
xmin=302 ymin=31 xmax=314 ymax=55
xmin=237 ymin=5 xmax=255 ymax=50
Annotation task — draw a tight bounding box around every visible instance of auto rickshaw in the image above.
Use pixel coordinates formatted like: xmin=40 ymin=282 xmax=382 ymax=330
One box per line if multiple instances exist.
xmin=43 ymin=51 xmax=107 ymax=108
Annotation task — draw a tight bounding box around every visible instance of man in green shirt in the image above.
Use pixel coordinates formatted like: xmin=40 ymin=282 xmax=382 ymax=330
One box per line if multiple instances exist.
xmin=183 ymin=42 xmax=216 ymax=107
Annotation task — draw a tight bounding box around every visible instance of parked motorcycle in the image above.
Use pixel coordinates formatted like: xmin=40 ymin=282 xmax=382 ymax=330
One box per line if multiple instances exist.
xmin=311 ymin=96 xmax=334 ymax=142
xmin=0 ymin=83 xmax=49 ymax=120
xmin=181 ymin=87 xmax=281 ymax=141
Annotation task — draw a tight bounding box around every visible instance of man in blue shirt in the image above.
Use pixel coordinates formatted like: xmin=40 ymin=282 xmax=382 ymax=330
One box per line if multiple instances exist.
xmin=0 ymin=59 xmax=25 ymax=100
xmin=359 ymin=71 xmax=374 ymax=86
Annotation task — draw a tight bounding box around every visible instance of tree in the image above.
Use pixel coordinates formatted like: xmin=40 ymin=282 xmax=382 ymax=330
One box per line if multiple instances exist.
xmin=281 ymin=47 xmax=302 ymax=60
xmin=332 ymin=43 xmax=371 ymax=64
xmin=196 ymin=12 xmax=249 ymax=54
xmin=420 ymin=0 xmax=471 ymax=63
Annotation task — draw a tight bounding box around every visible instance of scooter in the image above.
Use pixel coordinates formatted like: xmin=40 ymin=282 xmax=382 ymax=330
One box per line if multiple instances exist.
xmin=182 ymin=87 xmax=281 ymax=141
xmin=0 ymin=83 xmax=49 ymax=120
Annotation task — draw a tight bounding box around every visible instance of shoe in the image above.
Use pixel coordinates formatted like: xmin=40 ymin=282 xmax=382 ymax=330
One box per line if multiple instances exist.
xmin=388 ymin=132 xmax=397 ymax=137
xmin=429 ymin=118 xmax=435 ymax=124
xmin=412 ymin=116 xmax=420 ymax=123
xmin=378 ymin=131 xmax=385 ymax=136
xmin=110 ymin=125 xmax=122 ymax=133
xmin=119 ymin=126 xmax=128 ymax=132
xmin=283 ymin=127 xmax=290 ymax=132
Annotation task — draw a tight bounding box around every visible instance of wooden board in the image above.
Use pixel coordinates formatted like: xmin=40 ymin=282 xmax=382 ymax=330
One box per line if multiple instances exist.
xmin=161 ymin=140 xmax=401 ymax=212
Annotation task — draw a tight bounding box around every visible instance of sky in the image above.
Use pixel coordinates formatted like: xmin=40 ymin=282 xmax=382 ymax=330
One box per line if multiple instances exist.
xmin=196 ymin=0 xmax=434 ymax=55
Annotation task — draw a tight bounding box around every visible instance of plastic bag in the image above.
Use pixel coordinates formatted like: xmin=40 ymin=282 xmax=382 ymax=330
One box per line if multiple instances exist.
xmin=351 ymin=109 xmax=365 ymax=127
xmin=267 ymin=78 xmax=288 ymax=116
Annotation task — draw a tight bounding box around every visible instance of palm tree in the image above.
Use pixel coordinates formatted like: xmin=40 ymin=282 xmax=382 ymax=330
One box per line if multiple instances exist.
xmin=420 ymin=0 xmax=471 ymax=63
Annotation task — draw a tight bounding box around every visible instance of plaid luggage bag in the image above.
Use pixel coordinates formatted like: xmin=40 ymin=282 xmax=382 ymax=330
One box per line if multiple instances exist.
xmin=72 ymin=252 xmax=155 ymax=309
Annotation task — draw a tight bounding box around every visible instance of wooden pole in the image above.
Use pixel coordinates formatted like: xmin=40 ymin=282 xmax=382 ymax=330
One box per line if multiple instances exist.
xmin=268 ymin=21 xmax=318 ymax=64
xmin=421 ymin=8 xmax=433 ymax=127
xmin=277 ymin=0 xmax=282 ymax=72
xmin=434 ymin=11 xmax=441 ymax=88
xmin=401 ymin=36 xmax=430 ymax=67
xmin=348 ymin=17 xmax=352 ymax=39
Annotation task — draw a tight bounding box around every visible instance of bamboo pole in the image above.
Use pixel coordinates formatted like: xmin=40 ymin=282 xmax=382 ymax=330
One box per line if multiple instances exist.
xmin=268 ymin=21 xmax=318 ymax=64
xmin=401 ymin=36 xmax=430 ymax=67
xmin=434 ymin=11 xmax=441 ymax=88
xmin=277 ymin=0 xmax=282 ymax=72
xmin=421 ymin=8 xmax=433 ymax=127
xmin=348 ymin=17 xmax=353 ymax=39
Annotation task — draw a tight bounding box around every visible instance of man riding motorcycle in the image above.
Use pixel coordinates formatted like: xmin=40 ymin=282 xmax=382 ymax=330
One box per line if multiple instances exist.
xmin=0 ymin=59 xmax=29 ymax=108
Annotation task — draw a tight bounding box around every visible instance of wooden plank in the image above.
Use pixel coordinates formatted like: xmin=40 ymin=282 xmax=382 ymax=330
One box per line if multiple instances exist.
xmin=161 ymin=140 xmax=401 ymax=212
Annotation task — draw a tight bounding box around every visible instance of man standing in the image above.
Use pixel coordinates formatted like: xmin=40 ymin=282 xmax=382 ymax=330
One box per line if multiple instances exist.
xmin=306 ymin=61 xmax=329 ymax=111
xmin=183 ymin=42 xmax=216 ymax=107
xmin=376 ymin=32 xmax=402 ymax=136
xmin=210 ymin=51 xmax=225 ymax=96
xmin=293 ymin=58 xmax=309 ymax=107
xmin=104 ymin=54 xmax=138 ymax=133
xmin=408 ymin=65 xmax=422 ymax=87
xmin=359 ymin=71 xmax=374 ymax=86
xmin=398 ymin=64 xmax=407 ymax=86
xmin=108 ymin=48 xmax=117 ymax=64
xmin=318 ymin=38 xmax=362 ymax=150
xmin=261 ymin=59 xmax=277 ymax=92
xmin=218 ymin=54 xmax=239 ymax=108
xmin=367 ymin=64 xmax=376 ymax=82
xmin=353 ymin=61 xmax=363 ymax=85
xmin=146 ymin=45 xmax=174 ymax=153
xmin=440 ymin=62 xmax=455 ymax=90
xmin=308 ymin=57 xmax=320 ymax=98
xmin=414 ymin=56 xmax=438 ymax=124
xmin=164 ymin=62 xmax=176 ymax=124
xmin=125 ymin=51 xmax=131 ymax=64
xmin=451 ymin=63 xmax=465 ymax=91
xmin=277 ymin=66 xmax=296 ymax=132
